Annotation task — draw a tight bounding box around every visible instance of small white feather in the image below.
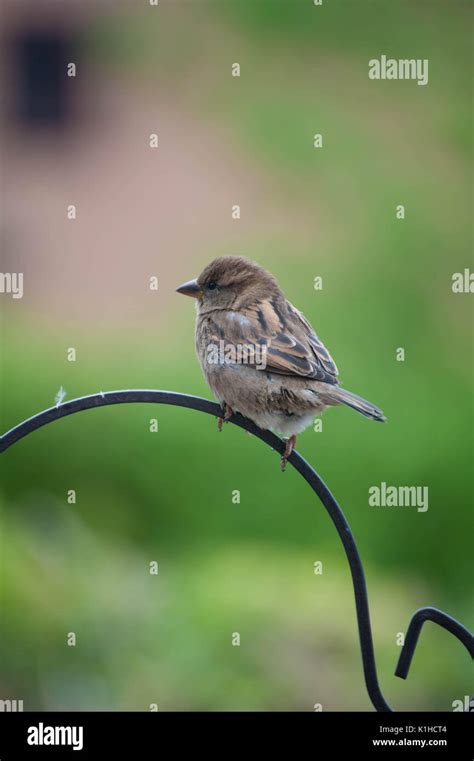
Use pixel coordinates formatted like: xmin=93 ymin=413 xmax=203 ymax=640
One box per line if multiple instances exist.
xmin=55 ymin=386 xmax=67 ymax=406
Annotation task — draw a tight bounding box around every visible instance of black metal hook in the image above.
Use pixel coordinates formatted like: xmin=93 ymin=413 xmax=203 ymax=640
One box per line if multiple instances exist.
xmin=1 ymin=390 xmax=472 ymax=711
xmin=395 ymin=607 xmax=473 ymax=680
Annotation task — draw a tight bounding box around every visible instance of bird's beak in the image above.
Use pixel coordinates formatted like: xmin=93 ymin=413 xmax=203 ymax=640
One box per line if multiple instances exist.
xmin=176 ymin=278 xmax=202 ymax=299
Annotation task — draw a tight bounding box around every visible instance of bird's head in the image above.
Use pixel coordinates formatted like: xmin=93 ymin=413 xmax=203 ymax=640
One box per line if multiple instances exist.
xmin=176 ymin=256 xmax=280 ymax=312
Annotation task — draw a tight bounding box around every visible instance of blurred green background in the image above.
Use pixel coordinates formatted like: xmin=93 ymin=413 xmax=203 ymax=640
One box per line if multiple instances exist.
xmin=1 ymin=0 xmax=472 ymax=711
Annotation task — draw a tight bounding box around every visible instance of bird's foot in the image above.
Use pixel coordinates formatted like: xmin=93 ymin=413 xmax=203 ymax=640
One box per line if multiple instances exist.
xmin=217 ymin=403 xmax=234 ymax=432
xmin=280 ymin=434 xmax=297 ymax=471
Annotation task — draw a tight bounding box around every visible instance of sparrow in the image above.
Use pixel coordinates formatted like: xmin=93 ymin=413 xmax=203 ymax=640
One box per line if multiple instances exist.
xmin=177 ymin=256 xmax=386 ymax=470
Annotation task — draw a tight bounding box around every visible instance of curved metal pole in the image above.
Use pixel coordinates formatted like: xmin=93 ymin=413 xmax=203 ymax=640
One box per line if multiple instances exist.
xmin=396 ymin=607 xmax=473 ymax=680
xmin=1 ymin=390 xmax=472 ymax=711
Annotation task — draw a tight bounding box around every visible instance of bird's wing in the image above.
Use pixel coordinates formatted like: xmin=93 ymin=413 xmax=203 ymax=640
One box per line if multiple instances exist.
xmin=207 ymin=297 xmax=339 ymax=384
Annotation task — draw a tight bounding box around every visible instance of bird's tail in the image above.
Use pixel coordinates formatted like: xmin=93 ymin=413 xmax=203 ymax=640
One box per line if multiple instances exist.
xmin=329 ymin=387 xmax=386 ymax=422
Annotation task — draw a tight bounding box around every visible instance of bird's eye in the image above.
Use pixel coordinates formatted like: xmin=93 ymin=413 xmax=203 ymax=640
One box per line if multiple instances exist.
xmin=207 ymin=281 xmax=218 ymax=290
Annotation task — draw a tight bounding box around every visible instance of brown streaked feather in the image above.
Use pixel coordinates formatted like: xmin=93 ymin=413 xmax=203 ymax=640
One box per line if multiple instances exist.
xmin=207 ymin=296 xmax=339 ymax=385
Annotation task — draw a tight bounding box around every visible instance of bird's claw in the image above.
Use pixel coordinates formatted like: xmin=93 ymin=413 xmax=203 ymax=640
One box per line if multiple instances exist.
xmin=280 ymin=434 xmax=297 ymax=472
xmin=217 ymin=403 xmax=234 ymax=432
